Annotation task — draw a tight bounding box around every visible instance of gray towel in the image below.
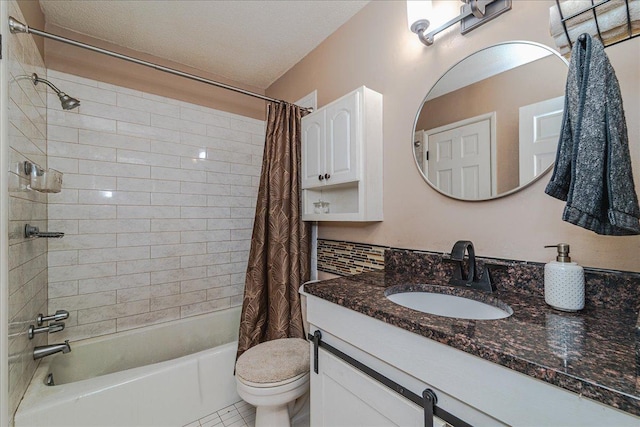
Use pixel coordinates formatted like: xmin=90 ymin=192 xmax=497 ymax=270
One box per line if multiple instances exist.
xmin=545 ymin=34 xmax=640 ymax=235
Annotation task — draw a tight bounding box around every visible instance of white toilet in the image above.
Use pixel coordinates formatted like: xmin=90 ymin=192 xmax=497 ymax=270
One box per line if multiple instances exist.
xmin=235 ymin=283 xmax=314 ymax=427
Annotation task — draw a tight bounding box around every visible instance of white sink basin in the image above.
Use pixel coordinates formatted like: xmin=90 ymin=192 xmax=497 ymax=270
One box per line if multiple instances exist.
xmin=386 ymin=290 xmax=512 ymax=320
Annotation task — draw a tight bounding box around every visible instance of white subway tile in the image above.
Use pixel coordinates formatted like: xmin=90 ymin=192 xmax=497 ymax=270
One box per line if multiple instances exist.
xmin=63 ymin=174 xmax=116 ymax=190
xmin=180 ymin=253 xmax=230 ymax=269
xmin=150 ymin=114 xmax=206 ymax=135
xmin=78 ymin=300 xmax=149 ymax=324
xmin=117 ymin=287 xmax=152 ymax=303
xmin=79 ymin=129 xmax=150 ymax=152
xmin=117 ymin=122 xmax=180 ymax=143
xmin=117 ymin=205 xmax=180 ymax=219
xmin=207 ymin=172 xmax=252 ymax=186
xmin=151 ymin=193 xmax=206 ymax=207
xmin=208 ymin=195 xmax=255 ymax=208
xmin=48 ymin=189 xmax=79 ymax=204
xmin=117 ymin=149 xmax=180 ymax=168
xmin=48 ymin=204 xmax=116 ymax=220
xmin=47 ymin=219 xmax=79 ymax=235
xmin=48 ymin=125 xmax=79 ymax=143
xmin=180 ymin=157 xmax=230 ymax=173
xmin=49 ymin=290 xmax=116 ymax=311
xmin=49 ymin=141 xmax=117 ymax=162
xmin=117 ymin=177 xmax=180 ymax=193
xmin=48 ymin=233 xmax=116 ymax=251
xmin=117 ymin=93 xmax=180 ymax=118
xmin=206 ymin=125 xmax=252 ymax=143
xmin=49 ymin=262 xmax=116 ymax=282
xmin=207 ymin=284 xmax=243 ymax=300
xmin=150 ymin=266 xmax=207 ymax=285
xmin=116 ymin=307 xmax=180 ymax=332
xmin=78 ymin=219 xmax=151 ymax=234
xmin=78 ymin=189 xmax=151 ymax=206
xmin=180 ymin=182 xmax=229 ymax=196
xmin=150 ymin=290 xmax=206 ymax=311
xmin=78 ymin=273 xmax=150 ymax=294
xmin=80 ymin=100 xmax=150 ymax=125
xmin=79 ymin=246 xmax=149 ymax=264
xmin=150 ymin=140 xmax=205 ymax=158
xmin=180 ymin=107 xmax=230 ymax=128
xmin=47 ymin=156 xmax=79 ymax=174
xmin=48 ymin=109 xmax=117 ymax=133
xmin=181 ymin=206 xmax=230 ymax=219
xmin=117 ymin=231 xmax=180 ymax=247
xmin=150 ymin=166 xmax=207 ymax=183
xmin=48 ymin=280 xmax=79 ymax=298
xmin=229 ymin=117 xmax=265 ymax=135
xmin=117 ymin=257 xmax=181 ymax=275
xmin=151 ymin=218 xmax=206 ymax=232
xmin=53 ymin=321 xmax=116 ymax=342
xmin=151 ymin=242 xmax=207 ymax=259
xmin=80 ymin=160 xmax=150 ymax=179
xmin=206 ymin=149 xmax=252 ymax=165
xmin=207 ymin=218 xmax=253 ymax=230
xmin=181 ymin=230 xmax=230 ymax=244
xmin=150 ymin=282 xmax=180 ymax=298
xmin=181 ymin=298 xmax=230 ymax=318
xmin=48 ymin=250 xmax=78 ymax=267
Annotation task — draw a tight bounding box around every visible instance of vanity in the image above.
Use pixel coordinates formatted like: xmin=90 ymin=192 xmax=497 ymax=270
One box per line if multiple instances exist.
xmin=303 ymin=248 xmax=640 ymax=426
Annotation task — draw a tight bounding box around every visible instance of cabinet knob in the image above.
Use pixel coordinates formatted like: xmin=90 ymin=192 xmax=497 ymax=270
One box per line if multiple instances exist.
xmin=324 ymin=173 xmax=331 ymax=180
xmin=318 ymin=175 xmax=324 ymax=181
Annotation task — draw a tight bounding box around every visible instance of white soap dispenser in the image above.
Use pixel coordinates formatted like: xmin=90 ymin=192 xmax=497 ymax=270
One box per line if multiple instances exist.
xmin=544 ymin=243 xmax=585 ymax=311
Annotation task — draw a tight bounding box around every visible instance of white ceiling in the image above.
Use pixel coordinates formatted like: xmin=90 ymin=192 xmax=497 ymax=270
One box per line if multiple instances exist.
xmin=38 ymin=0 xmax=370 ymax=89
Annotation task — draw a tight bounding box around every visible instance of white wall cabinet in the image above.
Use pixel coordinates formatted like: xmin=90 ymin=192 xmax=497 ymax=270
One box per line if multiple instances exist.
xmin=301 ymin=86 xmax=383 ymax=222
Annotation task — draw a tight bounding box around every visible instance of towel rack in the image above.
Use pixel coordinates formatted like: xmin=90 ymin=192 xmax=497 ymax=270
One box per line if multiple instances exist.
xmin=553 ymin=0 xmax=639 ymax=51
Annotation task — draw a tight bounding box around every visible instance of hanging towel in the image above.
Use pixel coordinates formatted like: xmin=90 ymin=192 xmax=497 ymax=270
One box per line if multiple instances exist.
xmin=545 ymin=34 xmax=640 ymax=235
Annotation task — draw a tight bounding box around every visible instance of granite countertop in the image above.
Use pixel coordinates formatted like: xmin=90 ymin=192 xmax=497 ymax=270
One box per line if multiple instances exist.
xmin=304 ymin=270 xmax=640 ymax=417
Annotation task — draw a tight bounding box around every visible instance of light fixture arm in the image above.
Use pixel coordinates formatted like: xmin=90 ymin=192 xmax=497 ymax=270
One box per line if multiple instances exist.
xmin=411 ymin=0 xmax=511 ymax=47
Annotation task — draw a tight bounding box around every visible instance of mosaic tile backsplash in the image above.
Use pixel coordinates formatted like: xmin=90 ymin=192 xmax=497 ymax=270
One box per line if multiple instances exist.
xmin=317 ymin=239 xmax=386 ymax=276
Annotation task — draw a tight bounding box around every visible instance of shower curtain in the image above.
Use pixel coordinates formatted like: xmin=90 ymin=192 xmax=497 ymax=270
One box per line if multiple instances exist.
xmin=237 ymin=101 xmax=310 ymax=359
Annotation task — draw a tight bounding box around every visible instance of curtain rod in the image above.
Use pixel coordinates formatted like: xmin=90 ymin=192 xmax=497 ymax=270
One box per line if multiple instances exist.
xmin=8 ymin=17 xmax=312 ymax=112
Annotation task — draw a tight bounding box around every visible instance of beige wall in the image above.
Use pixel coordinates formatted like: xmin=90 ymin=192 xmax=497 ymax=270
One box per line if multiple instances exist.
xmin=267 ymin=1 xmax=640 ymax=272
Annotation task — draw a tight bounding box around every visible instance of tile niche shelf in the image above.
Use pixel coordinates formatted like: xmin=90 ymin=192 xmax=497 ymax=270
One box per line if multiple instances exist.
xmin=301 ymin=86 xmax=383 ymax=222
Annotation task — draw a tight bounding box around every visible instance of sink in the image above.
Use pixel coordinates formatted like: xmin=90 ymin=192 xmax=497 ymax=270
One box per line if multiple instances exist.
xmin=385 ymin=286 xmax=512 ymax=320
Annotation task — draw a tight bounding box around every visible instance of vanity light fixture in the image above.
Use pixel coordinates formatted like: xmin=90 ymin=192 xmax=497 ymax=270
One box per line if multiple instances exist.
xmin=407 ymin=0 xmax=512 ymax=46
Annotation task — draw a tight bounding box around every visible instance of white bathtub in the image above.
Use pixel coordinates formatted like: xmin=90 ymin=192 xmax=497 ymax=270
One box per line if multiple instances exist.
xmin=15 ymin=307 xmax=242 ymax=427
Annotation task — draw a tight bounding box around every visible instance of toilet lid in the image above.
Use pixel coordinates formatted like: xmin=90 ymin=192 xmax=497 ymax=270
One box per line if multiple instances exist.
xmin=236 ymin=338 xmax=310 ymax=384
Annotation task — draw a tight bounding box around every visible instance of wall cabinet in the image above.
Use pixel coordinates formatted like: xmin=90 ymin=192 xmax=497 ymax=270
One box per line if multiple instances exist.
xmin=301 ymin=86 xmax=383 ymax=221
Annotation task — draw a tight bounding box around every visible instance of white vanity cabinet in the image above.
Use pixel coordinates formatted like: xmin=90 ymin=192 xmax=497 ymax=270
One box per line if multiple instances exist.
xmin=301 ymin=86 xmax=383 ymax=221
xmin=305 ymin=294 xmax=640 ymax=427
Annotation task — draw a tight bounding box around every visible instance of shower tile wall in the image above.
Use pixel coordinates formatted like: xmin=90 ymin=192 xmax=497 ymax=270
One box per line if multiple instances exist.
xmin=6 ymin=0 xmax=49 ymax=421
xmin=46 ymin=70 xmax=265 ymax=342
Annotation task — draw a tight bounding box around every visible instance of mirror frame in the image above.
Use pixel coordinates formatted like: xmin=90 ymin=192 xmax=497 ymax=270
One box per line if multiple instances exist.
xmin=412 ymin=40 xmax=569 ymax=202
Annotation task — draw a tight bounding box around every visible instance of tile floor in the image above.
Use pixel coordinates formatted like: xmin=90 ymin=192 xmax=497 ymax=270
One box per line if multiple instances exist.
xmin=183 ymin=400 xmax=256 ymax=427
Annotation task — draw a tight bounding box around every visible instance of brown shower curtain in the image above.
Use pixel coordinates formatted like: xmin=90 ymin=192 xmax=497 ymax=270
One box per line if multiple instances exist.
xmin=236 ymin=101 xmax=310 ymax=359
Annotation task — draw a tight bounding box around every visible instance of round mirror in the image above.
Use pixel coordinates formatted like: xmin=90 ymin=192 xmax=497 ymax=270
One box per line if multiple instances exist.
xmin=413 ymin=41 xmax=569 ymax=201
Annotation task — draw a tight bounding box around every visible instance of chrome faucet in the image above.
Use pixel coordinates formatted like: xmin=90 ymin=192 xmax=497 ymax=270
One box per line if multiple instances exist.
xmin=33 ymin=340 xmax=71 ymax=360
xmin=447 ymin=240 xmax=499 ymax=293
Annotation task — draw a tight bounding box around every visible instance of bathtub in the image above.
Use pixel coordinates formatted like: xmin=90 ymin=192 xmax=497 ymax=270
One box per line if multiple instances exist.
xmin=15 ymin=307 xmax=242 ymax=427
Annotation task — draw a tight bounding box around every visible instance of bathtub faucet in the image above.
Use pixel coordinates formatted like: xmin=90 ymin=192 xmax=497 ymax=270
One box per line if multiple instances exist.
xmin=33 ymin=340 xmax=71 ymax=360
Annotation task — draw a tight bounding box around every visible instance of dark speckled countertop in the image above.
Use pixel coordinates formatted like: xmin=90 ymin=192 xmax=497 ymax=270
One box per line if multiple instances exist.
xmin=305 ymin=249 xmax=640 ymax=417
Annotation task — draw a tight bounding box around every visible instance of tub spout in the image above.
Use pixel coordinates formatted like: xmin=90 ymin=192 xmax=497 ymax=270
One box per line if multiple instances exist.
xmin=33 ymin=340 xmax=71 ymax=360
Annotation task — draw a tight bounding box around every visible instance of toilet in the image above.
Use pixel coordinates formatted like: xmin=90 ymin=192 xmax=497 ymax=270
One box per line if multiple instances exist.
xmin=235 ymin=282 xmax=315 ymax=427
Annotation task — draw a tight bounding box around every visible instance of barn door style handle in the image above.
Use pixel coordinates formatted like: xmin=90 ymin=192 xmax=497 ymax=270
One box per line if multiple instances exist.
xmin=423 ymin=388 xmax=438 ymax=427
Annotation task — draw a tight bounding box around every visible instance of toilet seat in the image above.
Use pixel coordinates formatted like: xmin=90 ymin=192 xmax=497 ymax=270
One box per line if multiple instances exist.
xmin=235 ymin=338 xmax=310 ymax=426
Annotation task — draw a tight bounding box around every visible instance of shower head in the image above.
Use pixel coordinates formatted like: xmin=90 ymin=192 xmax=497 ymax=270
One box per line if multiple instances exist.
xmin=31 ymin=73 xmax=80 ymax=110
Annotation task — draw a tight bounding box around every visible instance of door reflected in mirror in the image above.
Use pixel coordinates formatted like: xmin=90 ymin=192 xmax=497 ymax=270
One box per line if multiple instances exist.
xmin=413 ymin=41 xmax=568 ymax=201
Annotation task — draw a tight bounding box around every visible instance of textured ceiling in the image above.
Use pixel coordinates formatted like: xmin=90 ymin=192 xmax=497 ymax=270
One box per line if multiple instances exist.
xmin=38 ymin=0 xmax=369 ymax=89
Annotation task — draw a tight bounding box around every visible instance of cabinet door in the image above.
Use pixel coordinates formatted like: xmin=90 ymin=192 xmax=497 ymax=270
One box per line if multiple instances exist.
xmin=325 ymin=90 xmax=359 ymax=186
xmin=311 ymin=347 xmax=448 ymax=427
xmin=301 ymin=110 xmax=325 ymax=189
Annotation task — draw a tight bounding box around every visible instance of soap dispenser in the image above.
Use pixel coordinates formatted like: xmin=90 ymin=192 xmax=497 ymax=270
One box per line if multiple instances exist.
xmin=544 ymin=243 xmax=585 ymax=311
